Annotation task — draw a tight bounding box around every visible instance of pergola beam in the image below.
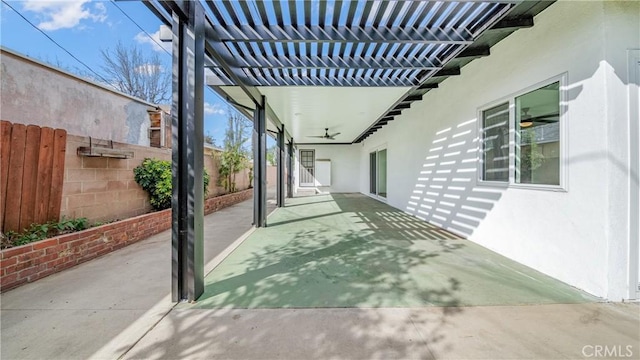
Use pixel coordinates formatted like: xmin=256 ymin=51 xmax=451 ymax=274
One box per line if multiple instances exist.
xmin=210 ymin=55 xmax=441 ymax=70
xmin=433 ymin=67 xmax=461 ymax=77
xmin=245 ymin=76 xmax=419 ymax=87
xmin=456 ymin=46 xmax=491 ymax=59
xmin=492 ymin=16 xmax=534 ymax=30
xmin=214 ymin=24 xmax=474 ymax=44
xmin=402 ymin=95 xmax=423 ymax=102
xmin=418 ymin=83 xmax=440 ymax=90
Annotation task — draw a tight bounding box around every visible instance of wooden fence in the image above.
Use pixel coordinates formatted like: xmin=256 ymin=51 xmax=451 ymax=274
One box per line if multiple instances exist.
xmin=1 ymin=121 xmax=67 ymax=233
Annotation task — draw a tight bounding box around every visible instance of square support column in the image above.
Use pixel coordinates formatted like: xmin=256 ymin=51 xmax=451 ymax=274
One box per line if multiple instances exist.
xmin=287 ymin=140 xmax=294 ymax=198
xmin=253 ymin=96 xmax=267 ymax=227
xmin=171 ymin=2 xmax=205 ymax=302
xmin=276 ymin=126 xmax=285 ymax=207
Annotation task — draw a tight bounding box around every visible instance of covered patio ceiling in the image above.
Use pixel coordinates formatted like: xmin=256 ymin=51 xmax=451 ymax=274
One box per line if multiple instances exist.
xmin=145 ymin=0 xmax=553 ymax=144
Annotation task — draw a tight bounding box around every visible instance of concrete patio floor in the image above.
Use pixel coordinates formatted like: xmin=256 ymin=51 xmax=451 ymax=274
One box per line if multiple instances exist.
xmin=1 ymin=194 xmax=638 ymax=359
xmin=192 ymin=193 xmax=596 ymax=309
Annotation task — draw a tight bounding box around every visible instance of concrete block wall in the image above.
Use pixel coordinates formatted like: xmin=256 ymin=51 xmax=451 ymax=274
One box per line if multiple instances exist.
xmin=203 ymin=146 xmax=252 ymax=196
xmin=61 ymin=137 xmax=256 ymax=225
xmin=61 ymin=135 xmax=171 ymax=223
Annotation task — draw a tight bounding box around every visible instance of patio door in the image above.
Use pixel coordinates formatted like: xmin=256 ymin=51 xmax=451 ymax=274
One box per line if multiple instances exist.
xmin=299 ymin=149 xmax=315 ymax=187
xmin=369 ymin=148 xmax=387 ymax=198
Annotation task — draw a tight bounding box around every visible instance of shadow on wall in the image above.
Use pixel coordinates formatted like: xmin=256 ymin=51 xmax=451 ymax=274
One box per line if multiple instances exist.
xmin=404 ymin=118 xmax=504 ymax=237
xmin=403 ymin=80 xmax=586 ymax=238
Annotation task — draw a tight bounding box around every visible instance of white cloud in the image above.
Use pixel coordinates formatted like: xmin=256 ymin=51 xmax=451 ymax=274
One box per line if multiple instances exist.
xmin=22 ymin=0 xmax=107 ymax=31
xmin=204 ymin=102 xmax=225 ymax=116
xmin=134 ymin=30 xmax=172 ymax=53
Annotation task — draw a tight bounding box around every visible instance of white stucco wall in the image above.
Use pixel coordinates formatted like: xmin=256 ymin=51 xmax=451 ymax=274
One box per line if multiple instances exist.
xmin=601 ymin=2 xmax=640 ymax=301
xmin=296 ymin=145 xmax=360 ymax=193
xmin=357 ymin=1 xmax=639 ymax=299
xmin=1 ymin=48 xmax=156 ymax=146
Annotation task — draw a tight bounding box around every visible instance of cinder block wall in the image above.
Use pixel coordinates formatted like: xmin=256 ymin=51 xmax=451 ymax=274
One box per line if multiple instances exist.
xmin=203 ymin=146 xmax=252 ymax=195
xmin=62 ymin=136 xmax=254 ymax=224
xmin=61 ymin=135 xmax=171 ymax=222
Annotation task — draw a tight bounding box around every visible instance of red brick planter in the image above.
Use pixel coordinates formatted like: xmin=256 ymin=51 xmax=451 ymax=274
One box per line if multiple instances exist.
xmin=0 ymin=189 xmax=253 ymax=292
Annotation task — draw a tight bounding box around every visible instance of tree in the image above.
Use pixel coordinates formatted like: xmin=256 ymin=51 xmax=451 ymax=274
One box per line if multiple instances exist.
xmin=266 ymin=145 xmax=277 ymax=166
xmin=223 ymin=108 xmax=251 ymax=155
xmin=218 ymin=108 xmax=252 ymax=192
xmin=204 ymin=131 xmax=216 ymax=146
xmin=100 ymin=42 xmax=171 ymax=104
xmin=218 ymin=144 xmax=247 ymax=193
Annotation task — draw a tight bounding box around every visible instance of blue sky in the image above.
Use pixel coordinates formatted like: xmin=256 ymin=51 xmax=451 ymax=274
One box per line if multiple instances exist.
xmin=0 ymin=0 xmax=239 ymax=146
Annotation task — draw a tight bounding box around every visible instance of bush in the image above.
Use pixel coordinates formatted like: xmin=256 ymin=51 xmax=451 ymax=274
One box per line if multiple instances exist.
xmin=133 ymin=158 xmax=210 ymax=211
xmin=1 ymin=217 xmax=89 ymax=249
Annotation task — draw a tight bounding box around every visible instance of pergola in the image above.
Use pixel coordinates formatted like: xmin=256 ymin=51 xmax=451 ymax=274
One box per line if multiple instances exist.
xmin=142 ymin=0 xmax=553 ymax=301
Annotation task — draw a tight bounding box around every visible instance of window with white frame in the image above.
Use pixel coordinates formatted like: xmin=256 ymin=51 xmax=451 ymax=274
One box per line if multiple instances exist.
xmin=479 ymin=77 xmax=563 ymax=189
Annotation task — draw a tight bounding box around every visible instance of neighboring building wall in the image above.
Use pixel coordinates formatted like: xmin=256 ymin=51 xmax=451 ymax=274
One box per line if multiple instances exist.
xmin=0 ymin=48 xmax=156 ymax=146
xmin=295 ymin=145 xmax=360 ymax=193
xmin=356 ymin=1 xmax=639 ymax=300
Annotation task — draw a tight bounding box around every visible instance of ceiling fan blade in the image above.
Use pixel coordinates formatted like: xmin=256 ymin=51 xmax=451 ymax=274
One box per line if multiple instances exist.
xmin=328 ymin=132 xmax=341 ymax=137
xmin=307 ymin=135 xmax=325 ymax=138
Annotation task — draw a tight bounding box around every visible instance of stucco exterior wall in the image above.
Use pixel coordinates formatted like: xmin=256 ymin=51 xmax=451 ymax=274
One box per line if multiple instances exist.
xmin=0 ymin=48 xmax=155 ymax=146
xmin=295 ymin=145 xmax=361 ymax=193
xmin=357 ymin=1 xmax=639 ymax=300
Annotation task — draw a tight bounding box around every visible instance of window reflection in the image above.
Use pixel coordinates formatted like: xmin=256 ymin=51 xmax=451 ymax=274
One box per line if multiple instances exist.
xmin=515 ymin=82 xmax=560 ymax=185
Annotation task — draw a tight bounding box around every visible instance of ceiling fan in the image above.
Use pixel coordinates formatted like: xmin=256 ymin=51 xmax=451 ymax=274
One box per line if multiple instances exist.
xmin=308 ymin=128 xmax=341 ymax=140
xmin=520 ymin=107 xmax=559 ymax=128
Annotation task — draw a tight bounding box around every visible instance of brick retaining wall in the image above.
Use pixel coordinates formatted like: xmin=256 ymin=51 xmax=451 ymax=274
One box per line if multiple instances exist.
xmin=0 ymin=188 xmax=253 ymax=292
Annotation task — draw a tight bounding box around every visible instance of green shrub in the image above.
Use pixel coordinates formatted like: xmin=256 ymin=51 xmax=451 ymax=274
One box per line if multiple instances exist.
xmin=133 ymin=158 xmax=210 ymax=211
xmin=1 ymin=217 xmax=89 ymax=249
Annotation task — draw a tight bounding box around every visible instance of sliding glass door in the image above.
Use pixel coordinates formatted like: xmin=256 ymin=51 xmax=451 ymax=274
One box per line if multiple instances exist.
xmin=369 ymin=148 xmax=387 ymax=198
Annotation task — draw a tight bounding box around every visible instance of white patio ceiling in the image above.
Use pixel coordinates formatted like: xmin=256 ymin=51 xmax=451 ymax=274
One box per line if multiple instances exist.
xmin=260 ymin=86 xmax=410 ymax=143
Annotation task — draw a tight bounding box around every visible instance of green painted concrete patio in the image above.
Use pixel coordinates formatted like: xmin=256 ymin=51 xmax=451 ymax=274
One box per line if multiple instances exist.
xmin=190 ymin=194 xmax=595 ymax=309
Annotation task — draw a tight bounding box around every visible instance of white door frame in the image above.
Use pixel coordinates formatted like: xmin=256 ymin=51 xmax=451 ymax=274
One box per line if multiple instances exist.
xmin=299 ymin=149 xmax=315 ymax=187
xmin=368 ymin=144 xmax=388 ymax=201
